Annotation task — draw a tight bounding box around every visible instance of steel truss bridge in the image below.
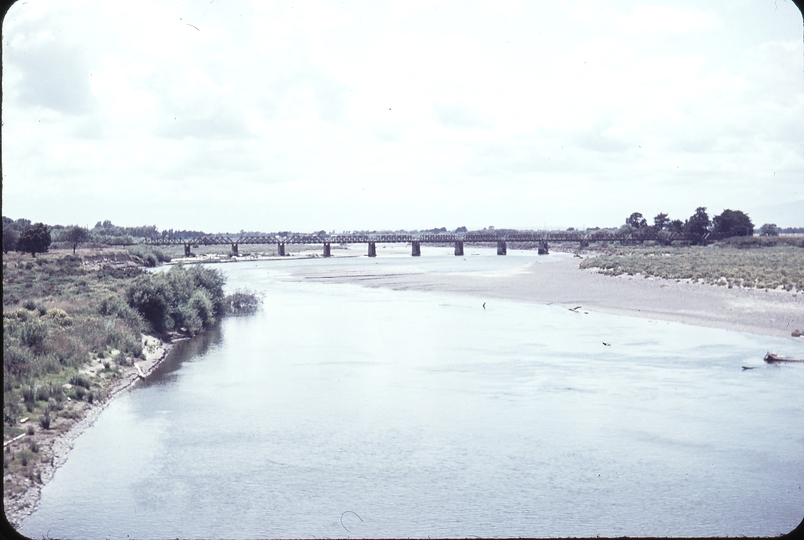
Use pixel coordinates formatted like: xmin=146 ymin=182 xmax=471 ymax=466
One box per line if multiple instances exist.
xmin=144 ymin=231 xmax=703 ymax=257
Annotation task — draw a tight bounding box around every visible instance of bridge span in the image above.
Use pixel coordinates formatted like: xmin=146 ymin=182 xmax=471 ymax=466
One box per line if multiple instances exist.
xmin=145 ymin=231 xmax=694 ymax=258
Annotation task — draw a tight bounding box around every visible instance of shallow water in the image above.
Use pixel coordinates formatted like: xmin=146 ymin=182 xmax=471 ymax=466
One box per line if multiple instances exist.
xmin=19 ymin=249 xmax=804 ymax=538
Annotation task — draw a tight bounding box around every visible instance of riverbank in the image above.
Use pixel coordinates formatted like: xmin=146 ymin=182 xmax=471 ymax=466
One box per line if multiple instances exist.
xmin=3 ymin=335 xmax=174 ymax=529
xmin=289 ymin=251 xmax=803 ymax=340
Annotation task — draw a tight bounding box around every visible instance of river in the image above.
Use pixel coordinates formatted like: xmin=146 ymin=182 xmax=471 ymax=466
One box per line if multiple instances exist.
xmin=18 ymin=248 xmax=804 ymax=538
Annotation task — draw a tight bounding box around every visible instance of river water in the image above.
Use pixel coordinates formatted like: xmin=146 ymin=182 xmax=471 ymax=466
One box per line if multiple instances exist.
xmin=19 ymin=248 xmax=804 ymax=538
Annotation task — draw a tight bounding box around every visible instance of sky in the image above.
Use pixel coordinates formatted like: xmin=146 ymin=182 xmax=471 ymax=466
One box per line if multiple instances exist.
xmin=2 ymin=0 xmax=803 ymax=233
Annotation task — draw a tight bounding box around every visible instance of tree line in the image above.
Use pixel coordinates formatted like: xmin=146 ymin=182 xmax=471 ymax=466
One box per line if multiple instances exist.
xmin=621 ymin=207 xmax=784 ymax=244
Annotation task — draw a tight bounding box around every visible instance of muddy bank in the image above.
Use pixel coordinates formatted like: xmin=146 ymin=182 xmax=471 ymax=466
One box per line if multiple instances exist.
xmin=289 ymin=253 xmax=803 ymax=340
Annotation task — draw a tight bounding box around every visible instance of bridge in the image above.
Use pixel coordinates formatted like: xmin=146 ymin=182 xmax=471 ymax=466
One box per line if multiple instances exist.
xmin=144 ymin=231 xmax=700 ymax=257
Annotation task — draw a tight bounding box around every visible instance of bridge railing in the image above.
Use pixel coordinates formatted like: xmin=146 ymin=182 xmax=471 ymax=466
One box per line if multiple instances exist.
xmin=141 ymin=231 xmax=715 ymax=247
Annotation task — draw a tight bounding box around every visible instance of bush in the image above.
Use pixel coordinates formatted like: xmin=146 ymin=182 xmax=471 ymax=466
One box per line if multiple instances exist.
xmin=126 ymin=266 xmax=227 ymax=332
xmin=69 ymin=374 xmax=91 ymax=389
xmin=224 ymin=289 xmax=263 ymax=315
xmin=20 ymin=320 xmax=48 ymax=348
xmin=39 ymin=411 xmax=51 ymax=430
xmin=128 ymin=245 xmax=171 ymax=267
xmin=45 ymin=308 xmax=72 ymax=326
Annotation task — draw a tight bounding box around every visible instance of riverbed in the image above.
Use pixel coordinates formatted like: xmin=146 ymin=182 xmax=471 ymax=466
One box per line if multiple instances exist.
xmin=18 ymin=248 xmax=804 ymax=538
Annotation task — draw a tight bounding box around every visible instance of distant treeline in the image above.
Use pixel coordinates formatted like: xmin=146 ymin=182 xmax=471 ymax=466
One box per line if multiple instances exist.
xmin=3 ymin=212 xmax=802 ymax=256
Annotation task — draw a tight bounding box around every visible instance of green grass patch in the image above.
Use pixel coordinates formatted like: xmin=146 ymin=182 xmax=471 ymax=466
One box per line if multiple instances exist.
xmin=580 ymin=244 xmax=804 ymax=291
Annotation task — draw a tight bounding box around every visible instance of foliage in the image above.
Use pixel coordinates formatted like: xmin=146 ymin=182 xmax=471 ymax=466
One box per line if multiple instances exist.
xmin=684 ymin=207 xmax=710 ymax=244
xmin=126 ymin=265 xmax=227 ymax=333
xmin=712 ymin=209 xmax=754 ymax=238
xmin=16 ymin=223 xmax=52 ymax=257
xmin=223 ymin=289 xmax=264 ymax=315
xmin=759 ymin=223 xmax=780 ymax=237
xmin=626 ymin=212 xmax=648 ymax=229
xmin=653 ymin=213 xmax=669 ymax=231
xmin=580 ymin=244 xmax=804 ymax=291
xmin=62 ymin=226 xmax=91 ymax=254
xmin=128 ymin=245 xmax=172 ymax=267
xmin=3 ymin=226 xmax=19 ymax=253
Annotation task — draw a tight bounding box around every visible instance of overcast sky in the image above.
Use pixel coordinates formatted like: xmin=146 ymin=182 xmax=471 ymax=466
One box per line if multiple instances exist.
xmin=2 ymin=0 xmax=803 ymax=233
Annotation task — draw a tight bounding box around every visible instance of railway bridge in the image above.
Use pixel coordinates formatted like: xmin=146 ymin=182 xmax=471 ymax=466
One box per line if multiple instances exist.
xmin=144 ymin=231 xmax=695 ymax=258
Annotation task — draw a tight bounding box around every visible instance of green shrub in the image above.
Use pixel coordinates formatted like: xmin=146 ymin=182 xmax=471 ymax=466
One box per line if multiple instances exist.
xmin=22 ymin=385 xmax=36 ymax=404
xmin=20 ymin=320 xmax=48 ymax=348
xmin=69 ymin=374 xmax=91 ymax=389
xmin=224 ymin=289 xmax=263 ymax=315
xmin=39 ymin=411 xmax=51 ymax=430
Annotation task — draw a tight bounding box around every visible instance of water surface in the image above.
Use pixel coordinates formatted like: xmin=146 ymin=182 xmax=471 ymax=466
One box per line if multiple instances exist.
xmin=20 ymin=250 xmax=804 ymax=538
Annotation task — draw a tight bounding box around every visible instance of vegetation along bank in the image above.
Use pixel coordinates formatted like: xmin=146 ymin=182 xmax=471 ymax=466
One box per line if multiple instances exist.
xmin=2 ymin=248 xmax=260 ymax=527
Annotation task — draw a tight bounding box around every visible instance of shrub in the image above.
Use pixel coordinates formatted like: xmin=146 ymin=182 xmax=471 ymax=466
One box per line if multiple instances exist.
xmin=22 ymin=385 xmax=36 ymax=404
xmin=4 ymin=346 xmax=34 ymax=377
xmin=35 ymin=385 xmax=50 ymax=402
xmin=224 ymin=289 xmax=263 ymax=315
xmin=69 ymin=374 xmax=91 ymax=389
xmin=39 ymin=411 xmax=51 ymax=430
xmin=20 ymin=320 xmax=48 ymax=348
xmin=45 ymin=308 xmax=73 ymax=326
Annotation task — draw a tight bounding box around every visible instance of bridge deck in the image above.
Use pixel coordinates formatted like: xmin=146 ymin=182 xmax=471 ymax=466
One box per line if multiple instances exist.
xmin=145 ymin=231 xmax=696 ymax=247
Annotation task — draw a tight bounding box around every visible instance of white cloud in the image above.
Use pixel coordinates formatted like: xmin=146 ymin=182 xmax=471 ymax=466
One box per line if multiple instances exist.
xmin=2 ymin=0 xmax=802 ymax=231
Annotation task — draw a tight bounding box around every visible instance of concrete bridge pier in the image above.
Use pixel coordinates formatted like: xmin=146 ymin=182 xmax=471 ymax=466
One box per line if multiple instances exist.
xmin=454 ymin=241 xmax=464 ymax=256
xmin=184 ymin=244 xmax=191 ymax=257
xmin=411 ymin=241 xmax=421 ymax=257
xmin=368 ymin=242 xmax=377 ymax=257
xmin=497 ymin=241 xmax=507 ymax=255
xmin=579 ymin=239 xmax=589 ymax=248
xmin=231 ymin=243 xmax=238 ymax=255
xmin=277 ymin=243 xmax=286 ymax=256
xmin=538 ymin=241 xmax=549 ymax=255
xmin=323 ymin=243 xmax=331 ymax=257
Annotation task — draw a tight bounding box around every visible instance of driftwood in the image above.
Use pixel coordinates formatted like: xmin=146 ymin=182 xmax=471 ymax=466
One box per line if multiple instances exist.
xmin=764 ymin=352 xmax=804 ymax=364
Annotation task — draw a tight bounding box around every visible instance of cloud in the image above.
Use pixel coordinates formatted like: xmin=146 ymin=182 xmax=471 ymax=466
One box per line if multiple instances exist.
xmin=10 ymin=39 xmax=96 ymax=115
xmin=433 ymin=104 xmax=490 ymax=130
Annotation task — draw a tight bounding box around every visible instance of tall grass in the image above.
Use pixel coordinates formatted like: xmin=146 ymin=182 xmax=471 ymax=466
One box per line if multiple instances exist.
xmin=580 ymin=244 xmax=804 ymax=291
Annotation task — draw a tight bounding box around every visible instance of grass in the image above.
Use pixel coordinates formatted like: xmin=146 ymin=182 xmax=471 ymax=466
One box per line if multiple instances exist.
xmin=3 ymin=251 xmax=146 ymax=430
xmin=579 ymin=243 xmax=804 ymax=291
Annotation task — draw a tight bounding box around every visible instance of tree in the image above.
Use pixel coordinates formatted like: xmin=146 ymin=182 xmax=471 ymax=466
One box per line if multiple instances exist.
xmin=63 ymin=226 xmax=90 ymax=254
xmin=667 ymin=219 xmax=684 ymax=233
xmin=759 ymin=223 xmax=780 ymax=237
xmin=684 ymin=207 xmax=710 ymax=241
xmin=712 ymin=209 xmax=754 ymax=238
xmin=626 ymin=212 xmax=647 ymax=229
xmin=3 ymin=227 xmax=19 ymax=253
xmin=653 ymin=213 xmax=669 ymax=231
xmin=16 ymin=223 xmax=52 ymax=257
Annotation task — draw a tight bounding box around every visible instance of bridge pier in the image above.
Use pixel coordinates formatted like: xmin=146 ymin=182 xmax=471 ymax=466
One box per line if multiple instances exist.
xmin=579 ymin=239 xmax=589 ymax=248
xmin=184 ymin=244 xmax=191 ymax=257
xmin=538 ymin=241 xmax=549 ymax=255
xmin=323 ymin=243 xmax=331 ymax=258
xmin=411 ymin=241 xmax=421 ymax=257
xmin=368 ymin=242 xmax=377 ymax=257
xmin=497 ymin=241 xmax=507 ymax=255
xmin=454 ymin=241 xmax=464 ymax=256
xmin=231 ymin=243 xmax=238 ymax=255
xmin=277 ymin=243 xmax=285 ymax=256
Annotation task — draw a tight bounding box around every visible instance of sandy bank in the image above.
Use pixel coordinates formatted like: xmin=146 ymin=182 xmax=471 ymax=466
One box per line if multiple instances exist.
xmin=290 ymin=253 xmax=803 ymax=340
